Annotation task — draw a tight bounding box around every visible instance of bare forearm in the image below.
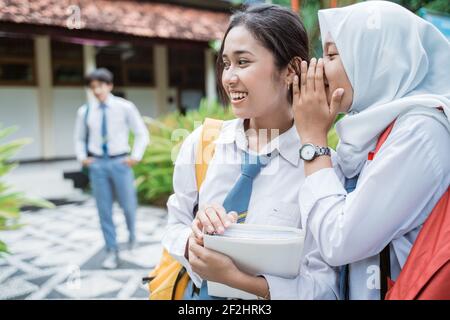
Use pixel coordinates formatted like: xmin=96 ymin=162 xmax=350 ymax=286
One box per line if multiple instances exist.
xmin=226 ymin=270 xmax=270 ymax=299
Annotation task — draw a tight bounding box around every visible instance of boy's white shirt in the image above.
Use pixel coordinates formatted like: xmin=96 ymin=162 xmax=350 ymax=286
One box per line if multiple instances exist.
xmin=161 ymin=118 xmax=341 ymax=300
xmin=74 ymin=94 xmax=150 ymax=161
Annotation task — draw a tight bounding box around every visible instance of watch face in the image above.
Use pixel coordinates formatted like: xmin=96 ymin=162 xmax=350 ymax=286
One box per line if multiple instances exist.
xmin=300 ymin=144 xmax=315 ymax=161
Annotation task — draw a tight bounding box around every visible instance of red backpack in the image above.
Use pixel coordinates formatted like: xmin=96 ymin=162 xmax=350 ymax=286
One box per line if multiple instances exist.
xmin=372 ymin=120 xmax=450 ymax=300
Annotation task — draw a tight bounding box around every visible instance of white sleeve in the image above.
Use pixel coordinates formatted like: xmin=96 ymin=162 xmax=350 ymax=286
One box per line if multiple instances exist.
xmin=299 ymin=114 xmax=450 ymax=267
xmin=74 ymin=105 xmax=88 ymax=162
xmin=263 ymin=149 xmax=342 ymax=300
xmin=263 ymin=232 xmax=339 ymax=300
xmin=161 ymin=126 xmax=204 ymax=287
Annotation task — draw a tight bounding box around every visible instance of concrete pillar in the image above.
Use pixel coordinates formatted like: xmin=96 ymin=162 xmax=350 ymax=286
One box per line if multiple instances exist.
xmin=83 ymin=44 xmax=97 ymax=106
xmin=154 ymin=45 xmax=169 ymax=116
xmin=34 ymin=36 xmax=54 ymax=159
xmin=205 ymin=48 xmax=217 ymax=103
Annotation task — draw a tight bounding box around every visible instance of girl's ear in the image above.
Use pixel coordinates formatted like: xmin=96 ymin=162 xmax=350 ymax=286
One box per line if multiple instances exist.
xmin=286 ymin=56 xmax=302 ymax=84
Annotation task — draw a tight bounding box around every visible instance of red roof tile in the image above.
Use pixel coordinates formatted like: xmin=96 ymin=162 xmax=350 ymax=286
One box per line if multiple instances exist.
xmin=0 ymin=0 xmax=230 ymax=41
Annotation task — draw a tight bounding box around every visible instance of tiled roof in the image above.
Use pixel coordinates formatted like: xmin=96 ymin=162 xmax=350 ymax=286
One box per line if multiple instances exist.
xmin=0 ymin=0 xmax=231 ymax=41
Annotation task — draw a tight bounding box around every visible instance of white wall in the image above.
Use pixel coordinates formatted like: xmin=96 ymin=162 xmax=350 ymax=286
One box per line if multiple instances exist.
xmin=52 ymin=87 xmax=86 ymax=158
xmin=123 ymin=88 xmax=158 ymax=118
xmin=0 ymin=87 xmax=42 ymax=160
xmin=168 ymin=88 xmax=178 ymax=113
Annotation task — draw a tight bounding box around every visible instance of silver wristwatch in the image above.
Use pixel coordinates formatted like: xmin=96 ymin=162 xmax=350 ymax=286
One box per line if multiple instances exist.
xmin=299 ymin=143 xmax=331 ymax=161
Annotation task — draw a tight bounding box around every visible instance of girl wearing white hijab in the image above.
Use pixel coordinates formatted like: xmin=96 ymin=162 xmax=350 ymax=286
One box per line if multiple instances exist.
xmin=292 ymin=1 xmax=450 ymax=299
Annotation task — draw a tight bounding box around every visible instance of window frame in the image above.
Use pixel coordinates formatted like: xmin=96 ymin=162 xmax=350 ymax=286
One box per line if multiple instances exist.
xmin=0 ymin=37 xmax=36 ymax=86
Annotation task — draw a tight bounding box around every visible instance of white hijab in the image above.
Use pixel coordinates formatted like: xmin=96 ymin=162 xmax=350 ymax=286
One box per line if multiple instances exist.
xmin=318 ymin=1 xmax=450 ymax=178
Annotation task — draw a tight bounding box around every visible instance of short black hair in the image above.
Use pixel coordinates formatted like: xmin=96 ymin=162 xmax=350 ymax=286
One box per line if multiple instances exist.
xmin=216 ymin=4 xmax=309 ymax=105
xmin=85 ymin=68 xmax=114 ymax=85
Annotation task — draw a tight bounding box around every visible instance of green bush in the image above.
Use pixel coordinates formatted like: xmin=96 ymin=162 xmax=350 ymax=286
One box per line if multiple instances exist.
xmin=0 ymin=125 xmax=54 ymax=254
xmin=328 ymin=127 xmax=339 ymax=150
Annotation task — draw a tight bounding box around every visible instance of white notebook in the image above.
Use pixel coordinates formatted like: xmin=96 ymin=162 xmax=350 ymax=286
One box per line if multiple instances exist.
xmin=203 ymin=224 xmax=305 ymax=300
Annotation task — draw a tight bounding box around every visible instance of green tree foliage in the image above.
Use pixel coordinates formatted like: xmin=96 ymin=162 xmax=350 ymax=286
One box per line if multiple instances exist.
xmin=0 ymin=125 xmax=54 ymax=254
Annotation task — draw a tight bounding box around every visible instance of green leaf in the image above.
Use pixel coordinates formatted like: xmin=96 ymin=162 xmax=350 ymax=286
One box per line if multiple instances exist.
xmin=0 ymin=223 xmax=26 ymax=231
xmin=0 ymin=124 xmax=50 ymax=248
xmin=20 ymin=197 xmax=55 ymax=209
xmin=0 ymin=239 xmax=9 ymax=254
xmin=0 ymin=126 xmax=18 ymax=140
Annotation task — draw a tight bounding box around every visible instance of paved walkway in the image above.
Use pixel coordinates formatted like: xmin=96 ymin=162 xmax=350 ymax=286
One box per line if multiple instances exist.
xmin=0 ymin=199 xmax=167 ymax=300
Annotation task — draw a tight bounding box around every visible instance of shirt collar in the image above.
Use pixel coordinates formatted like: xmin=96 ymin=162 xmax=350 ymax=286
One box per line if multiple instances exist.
xmin=214 ymin=118 xmax=242 ymax=145
xmin=214 ymin=118 xmax=301 ymax=167
xmin=97 ymin=94 xmax=114 ymax=108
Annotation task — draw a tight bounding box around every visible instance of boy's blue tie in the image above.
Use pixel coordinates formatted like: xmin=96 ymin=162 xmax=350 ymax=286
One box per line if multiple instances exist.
xmin=222 ymin=151 xmax=270 ymax=223
xmin=100 ymin=102 xmax=108 ymax=157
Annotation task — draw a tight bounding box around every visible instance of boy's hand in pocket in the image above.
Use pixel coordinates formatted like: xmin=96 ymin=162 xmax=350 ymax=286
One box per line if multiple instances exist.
xmin=82 ymin=157 xmax=95 ymax=167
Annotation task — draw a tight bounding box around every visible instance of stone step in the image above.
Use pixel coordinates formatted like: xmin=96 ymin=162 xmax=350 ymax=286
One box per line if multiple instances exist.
xmin=3 ymin=159 xmax=83 ymax=200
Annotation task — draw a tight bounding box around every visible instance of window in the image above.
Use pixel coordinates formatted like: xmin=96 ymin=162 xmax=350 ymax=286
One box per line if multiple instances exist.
xmin=96 ymin=44 xmax=154 ymax=87
xmin=0 ymin=37 xmax=35 ymax=85
xmin=169 ymin=47 xmax=206 ymax=112
xmin=51 ymin=41 xmax=84 ymax=86
xmin=169 ymin=47 xmax=205 ymax=90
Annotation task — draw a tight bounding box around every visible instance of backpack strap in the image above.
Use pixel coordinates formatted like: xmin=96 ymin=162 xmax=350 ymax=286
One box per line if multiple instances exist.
xmin=370 ymin=121 xmax=396 ymax=300
xmin=195 ymin=118 xmax=224 ymax=190
xmin=146 ymin=118 xmax=224 ymax=299
xmin=340 ymin=121 xmax=396 ymax=300
xmin=368 ymin=121 xmax=395 ymax=161
xmin=379 ymin=244 xmax=391 ymax=300
xmin=188 ymin=118 xmax=223 ymax=295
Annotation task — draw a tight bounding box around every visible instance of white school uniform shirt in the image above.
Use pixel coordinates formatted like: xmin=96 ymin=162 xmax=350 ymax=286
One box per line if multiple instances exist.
xmin=162 ymin=118 xmax=341 ymax=300
xmin=299 ymin=112 xmax=450 ymax=300
xmin=74 ymin=94 xmax=150 ymax=162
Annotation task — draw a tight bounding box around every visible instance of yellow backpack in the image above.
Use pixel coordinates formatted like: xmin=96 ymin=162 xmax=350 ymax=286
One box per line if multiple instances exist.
xmin=147 ymin=118 xmax=224 ymax=300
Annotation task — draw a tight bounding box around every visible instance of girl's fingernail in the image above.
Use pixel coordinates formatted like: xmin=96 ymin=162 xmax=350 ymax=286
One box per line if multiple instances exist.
xmin=218 ymin=226 xmax=224 ymax=234
xmin=336 ymin=88 xmax=344 ymax=96
xmin=208 ymin=226 xmax=214 ymax=233
xmin=294 ymin=75 xmax=299 ymax=82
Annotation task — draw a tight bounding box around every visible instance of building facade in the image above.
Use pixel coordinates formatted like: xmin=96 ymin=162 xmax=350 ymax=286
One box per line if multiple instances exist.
xmin=0 ymin=0 xmax=232 ymax=160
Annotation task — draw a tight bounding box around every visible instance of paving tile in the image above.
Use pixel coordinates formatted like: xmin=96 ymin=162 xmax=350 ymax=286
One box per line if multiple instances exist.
xmin=1 ymin=194 xmax=167 ymax=299
xmin=7 ymin=238 xmax=53 ymax=255
xmin=0 ymin=266 xmax=18 ymax=283
xmin=32 ymin=248 xmax=85 ymax=268
xmin=55 ymin=274 xmax=124 ymax=299
xmin=119 ymin=243 xmax=163 ymax=269
xmin=0 ymin=277 xmax=39 ymax=299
